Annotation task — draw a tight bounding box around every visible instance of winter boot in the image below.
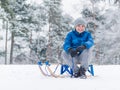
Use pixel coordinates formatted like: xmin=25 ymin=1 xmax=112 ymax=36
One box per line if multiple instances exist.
xmin=79 ymin=66 xmax=87 ymax=79
xmin=73 ymin=70 xmax=80 ymax=78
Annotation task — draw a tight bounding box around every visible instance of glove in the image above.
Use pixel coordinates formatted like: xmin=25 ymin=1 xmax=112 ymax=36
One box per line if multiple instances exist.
xmin=76 ymin=45 xmax=86 ymax=52
xmin=68 ymin=48 xmax=77 ymax=57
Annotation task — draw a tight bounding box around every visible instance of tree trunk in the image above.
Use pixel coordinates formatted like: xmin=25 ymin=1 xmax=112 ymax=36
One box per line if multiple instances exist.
xmin=5 ymin=20 xmax=8 ymax=64
xmin=30 ymin=30 xmax=32 ymax=57
xmin=10 ymin=31 xmax=15 ymax=64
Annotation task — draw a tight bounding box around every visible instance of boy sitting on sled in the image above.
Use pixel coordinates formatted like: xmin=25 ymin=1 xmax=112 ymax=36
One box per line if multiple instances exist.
xmin=61 ymin=18 xmax=94 ymax=78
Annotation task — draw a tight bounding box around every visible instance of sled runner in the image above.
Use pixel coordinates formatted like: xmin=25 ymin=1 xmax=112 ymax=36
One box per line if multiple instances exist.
xmin=38 ymin=61 xmax=50 ymax=76
xmin=38 ymin=61 xmax=71 ymax=78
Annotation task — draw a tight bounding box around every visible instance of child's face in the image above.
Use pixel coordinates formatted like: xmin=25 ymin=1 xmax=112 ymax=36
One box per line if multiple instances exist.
xmin=75 ymin=24 xmax=85 ymax=33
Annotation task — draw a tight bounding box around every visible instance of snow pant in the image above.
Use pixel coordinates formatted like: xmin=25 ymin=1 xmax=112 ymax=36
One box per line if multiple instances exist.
xmin=61 ymin=49 xmax=91 ymax=73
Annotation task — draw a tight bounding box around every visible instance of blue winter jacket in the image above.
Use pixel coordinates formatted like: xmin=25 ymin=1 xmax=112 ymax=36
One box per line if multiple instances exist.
xmin=63 ymin=29 xmax=94 ymax=54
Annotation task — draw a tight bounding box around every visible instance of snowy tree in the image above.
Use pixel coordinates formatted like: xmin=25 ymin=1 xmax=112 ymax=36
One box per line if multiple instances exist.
xmin=42 ymin=0 xmax=74 ymax=63
xmin=25 ymin=4 xmax=48 ymax=64
xmin=0 ymin=5 xmax=8 ymax=64
xmin=81 ymin=0 xmax=120 ymax=64
xmin=0 ymin=0 xmax=47 ymax=64
xmin=42 ymin=0 xmax=62 ymax=63
xmin=1 ymin=0 xmax=120 ymax=65
xmin=81 ymin=0 xmax=105 ymax=64
xmin=11 ymin=2 xmax=48 ymax=64
xmin=99 ymin=7 xmax=120 ymax=64
xmin=7 ymin=0 xmax=35 ymax=64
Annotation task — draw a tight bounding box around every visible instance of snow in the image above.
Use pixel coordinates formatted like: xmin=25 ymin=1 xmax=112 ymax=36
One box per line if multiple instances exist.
xmin=0 ymin=65 xmax=120 ymax=90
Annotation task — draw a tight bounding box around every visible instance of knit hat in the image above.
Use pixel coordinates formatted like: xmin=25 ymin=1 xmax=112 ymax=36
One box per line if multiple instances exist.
xmin=74 ymin=18 xmax=86 ymax=27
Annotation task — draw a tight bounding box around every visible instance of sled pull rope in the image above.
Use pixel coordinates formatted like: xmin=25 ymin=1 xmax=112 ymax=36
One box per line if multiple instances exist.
xmin=71 ymin=57 xmax=74 ymax=76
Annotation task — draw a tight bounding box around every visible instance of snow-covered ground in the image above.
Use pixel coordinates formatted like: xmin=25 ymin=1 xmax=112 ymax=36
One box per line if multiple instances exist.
xmin=0 ymin=65 xmax=120 ymax=90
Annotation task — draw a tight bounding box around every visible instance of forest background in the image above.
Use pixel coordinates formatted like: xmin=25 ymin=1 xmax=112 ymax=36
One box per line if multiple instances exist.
xmin=0 ymin=0 xmax=120 ymax=65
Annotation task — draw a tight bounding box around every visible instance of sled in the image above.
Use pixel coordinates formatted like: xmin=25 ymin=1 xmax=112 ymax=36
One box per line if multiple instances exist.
xmin=38 ymin=61 xmax=94 ymax=78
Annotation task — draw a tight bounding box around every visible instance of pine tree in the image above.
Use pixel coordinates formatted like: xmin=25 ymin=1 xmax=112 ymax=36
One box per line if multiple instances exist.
xmin=0 ymin=0 xmax=45 ymax=64
xmin=11 ymin=1 xmax=47 ymax=64
xmin=43 ymin=0 xmax=63 ymax=63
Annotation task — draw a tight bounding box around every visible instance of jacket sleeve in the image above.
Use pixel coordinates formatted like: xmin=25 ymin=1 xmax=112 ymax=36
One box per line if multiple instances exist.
xmin=84 ymin=32 xmax=94 ymax=49
xmin=63 ymin=33 xmax=72 ymax=53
